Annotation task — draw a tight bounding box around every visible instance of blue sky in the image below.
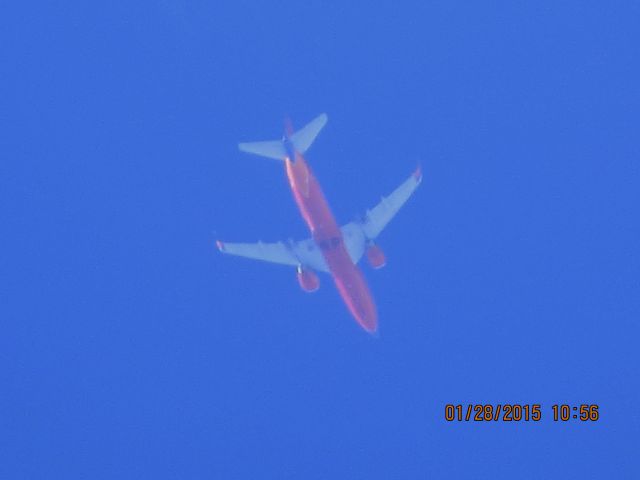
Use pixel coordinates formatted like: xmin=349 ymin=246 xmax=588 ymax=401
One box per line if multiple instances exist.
xmin=2 ymin=1 xmax=639 ymax=478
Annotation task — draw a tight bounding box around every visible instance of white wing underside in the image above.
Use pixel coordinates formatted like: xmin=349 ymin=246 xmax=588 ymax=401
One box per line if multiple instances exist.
xmin=359 ymin=169 xmax=422 ymax=240
xmin=217 ymin=238 xmax=329 ymax=272
xmin=341 ymin=169 xmax=422 ymax=264
xmin=217 ymin=169 xmax=422 ymax=271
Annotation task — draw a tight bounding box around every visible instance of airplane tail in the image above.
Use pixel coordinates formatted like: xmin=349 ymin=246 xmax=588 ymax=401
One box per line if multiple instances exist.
xmin=238 ymin=113 xmax=328 ymax=161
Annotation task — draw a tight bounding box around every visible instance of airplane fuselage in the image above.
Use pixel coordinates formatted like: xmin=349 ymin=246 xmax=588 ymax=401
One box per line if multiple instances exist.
xmin=285 ymin=152 xmax=378 ymax=332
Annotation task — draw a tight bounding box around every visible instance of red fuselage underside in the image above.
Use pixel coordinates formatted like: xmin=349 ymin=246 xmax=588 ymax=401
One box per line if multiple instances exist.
xmin=285 ymin=154 xmax=377 ymax=333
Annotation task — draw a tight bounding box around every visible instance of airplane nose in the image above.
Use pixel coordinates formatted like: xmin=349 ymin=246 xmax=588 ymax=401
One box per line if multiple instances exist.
xmin=356 ymin=305 xmax=378 ymax=334
xmin=334 ymin=266 xmax=378 ymax=334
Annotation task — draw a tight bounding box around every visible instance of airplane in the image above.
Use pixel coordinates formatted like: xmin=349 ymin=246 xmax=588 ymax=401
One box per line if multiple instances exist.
xmin=216 ymin=114 xmax=422 ymax=333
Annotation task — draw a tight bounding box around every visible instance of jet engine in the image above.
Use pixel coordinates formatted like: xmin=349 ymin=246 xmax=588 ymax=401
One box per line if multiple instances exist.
xmin=366 ymin=244 xmax=386 ymax=269
xmin=296 ymin=266 xmax=320 ymax=292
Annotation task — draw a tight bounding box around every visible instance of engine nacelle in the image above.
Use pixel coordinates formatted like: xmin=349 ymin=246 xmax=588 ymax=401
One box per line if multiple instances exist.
xmin=366 ymin=244 xmax=386 ymax=269
xmin=296 ymin=266 xmax=320 ymax=292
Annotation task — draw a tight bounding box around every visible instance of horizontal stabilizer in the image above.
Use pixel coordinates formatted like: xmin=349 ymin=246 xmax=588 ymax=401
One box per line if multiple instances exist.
xmin=238 ymin=113 xmax=328 ymax=161
xmin=290 ymin=113 xmax=328 ymax=154
xmin=238 ymin=140 xmax=287 ymax=161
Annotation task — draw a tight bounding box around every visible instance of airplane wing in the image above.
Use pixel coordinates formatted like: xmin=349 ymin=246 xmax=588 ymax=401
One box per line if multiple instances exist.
xmin=216 ymin=237 xmax=330 ymax=273
xmin=341 ymin=166 xmax=423 ymax=264
xmin=217 ymin=167 xmax=421 ymax=268
xmin=341 ymin=222 xmax=368 ymax=265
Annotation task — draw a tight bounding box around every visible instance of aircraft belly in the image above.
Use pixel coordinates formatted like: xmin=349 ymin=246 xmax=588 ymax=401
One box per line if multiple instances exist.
xmin=286 ymin=156 xmax=378 ymax=333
